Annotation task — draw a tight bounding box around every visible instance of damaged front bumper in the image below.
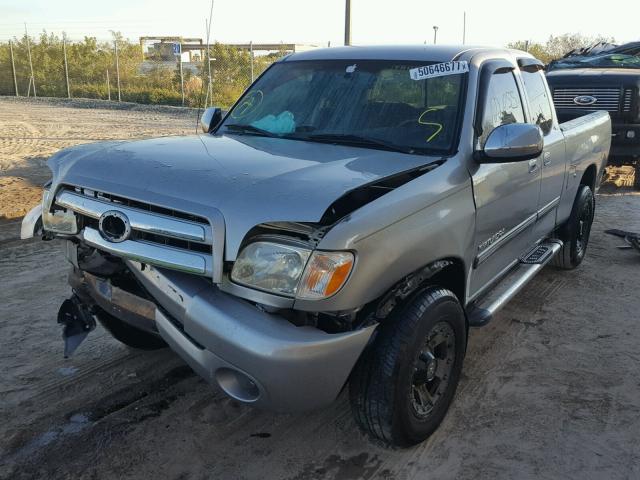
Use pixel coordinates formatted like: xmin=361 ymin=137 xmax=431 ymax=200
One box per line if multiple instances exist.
xmin=20 ymin=204 xmax=43 ymax=240
xmin=71 ymin=260 xmax=376 ymax=412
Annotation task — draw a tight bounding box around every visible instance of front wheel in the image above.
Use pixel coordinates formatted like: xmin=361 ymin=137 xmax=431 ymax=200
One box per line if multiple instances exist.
xmin=349 ymin=287 xmax=466 ymax=447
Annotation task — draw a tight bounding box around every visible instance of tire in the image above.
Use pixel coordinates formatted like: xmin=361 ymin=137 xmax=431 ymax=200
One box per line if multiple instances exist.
xmin=96 ymin=308 xmax=167 ymax=350
xmin=552 ymin=185 xmax=595 ymax=270
xmin=349 ymin=287 xmax=466 ymax=447
xmin=634 ymin=163 xmax=640 ymax=191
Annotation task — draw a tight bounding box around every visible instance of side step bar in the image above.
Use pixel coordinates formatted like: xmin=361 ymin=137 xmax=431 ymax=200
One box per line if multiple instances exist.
xmin=467 ymin=240 xmax=563 ymax=327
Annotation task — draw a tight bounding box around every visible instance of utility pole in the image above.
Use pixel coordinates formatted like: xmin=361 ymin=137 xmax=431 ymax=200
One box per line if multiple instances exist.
xmin=204 ymin=0 xmax=215 ymax=107
xmin=25 ymin=23 xmax=36 ymax=97
xmin=106 ymin=69 xmax=111 ymax=101
xmin=9 ymin=40 xmax=18 ymax=96
xmin=205 ymin=18 xmax=213 ymax=107
xmin=63 ymin=33 xmax=71 ymax=98
xmin=249 ymin=40 xmax=254 ymax=82
xmin=111 ymin=31 xmax=121 ymax=102
xmin=344 ymin=0 xmax=351 ymax=46
xmin=433 ymin=26 xmax=439 ymax=45
xmin=179 ymin=43 xmax=185 ymax=106
xmin=462 ymin=12 xmax=466 ymax=44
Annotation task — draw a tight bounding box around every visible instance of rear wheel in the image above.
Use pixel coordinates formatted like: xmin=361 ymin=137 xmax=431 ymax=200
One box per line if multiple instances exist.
xmin=634 ymin=162 xmax=640 ymax=190
xmin=96 ymin=308 xmax=167 ymax=350
xmin=349 ymin=287 xmax=466 ymax=447
xmin=552 ymin=185 xmax=595 ymax=269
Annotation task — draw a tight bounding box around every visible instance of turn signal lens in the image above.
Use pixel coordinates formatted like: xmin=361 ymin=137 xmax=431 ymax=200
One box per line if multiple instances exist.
xmin=297 ymin=251 xmax=354 ymax=300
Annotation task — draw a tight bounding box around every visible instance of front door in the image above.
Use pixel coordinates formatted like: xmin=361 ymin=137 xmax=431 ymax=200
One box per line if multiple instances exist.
xmin=468 ymin=68 xmax=542 ymax=299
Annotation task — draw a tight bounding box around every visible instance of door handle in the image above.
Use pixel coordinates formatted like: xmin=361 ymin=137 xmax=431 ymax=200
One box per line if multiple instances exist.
xmin=528 ymin=158 xmax=538 ymax=173
xmin=543 ymin=152 xmax=551 ymax=166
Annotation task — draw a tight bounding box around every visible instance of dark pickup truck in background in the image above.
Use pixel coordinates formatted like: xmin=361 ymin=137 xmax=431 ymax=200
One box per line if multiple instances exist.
xmin=546 ymin=42 xmax=640 ymax=188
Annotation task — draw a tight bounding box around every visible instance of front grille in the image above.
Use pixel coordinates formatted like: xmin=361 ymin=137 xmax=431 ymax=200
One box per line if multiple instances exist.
xmin=132 ymin=230 xmax=212 ymax=254
xmin=89 ymin=188 xmax=208 ymax=225
xmin=552 ymin=87 xmax=621 ymax=112
xmin=55 ymin=186 xmax=214 ymax=277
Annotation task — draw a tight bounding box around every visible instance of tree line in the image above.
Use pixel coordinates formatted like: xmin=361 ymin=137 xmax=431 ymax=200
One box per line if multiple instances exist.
xmin=0 ymin=31 xmax=283 ymax=108
xmin=507 ymin=33 xmax=616 ymax=64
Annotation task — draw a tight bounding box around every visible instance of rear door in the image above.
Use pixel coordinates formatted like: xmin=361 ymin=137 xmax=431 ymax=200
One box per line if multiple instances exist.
xmin=519 ymin=61 xmax=567 ymax=240
xmin=468 ymin=63 xmax=542 ymax=299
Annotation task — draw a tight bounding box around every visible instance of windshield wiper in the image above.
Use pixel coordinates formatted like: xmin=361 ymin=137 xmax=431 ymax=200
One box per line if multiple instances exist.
xmin=305 ymin=133 xmax=415 ymax=154
xmin=224 ymin=127 xmax=423 ymax=154
xmin=224 ymin=123 xmax=279 ymax=137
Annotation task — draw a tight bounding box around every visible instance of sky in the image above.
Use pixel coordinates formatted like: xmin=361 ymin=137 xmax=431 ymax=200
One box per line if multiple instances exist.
xmin=0 ymin=0 xmax=638 ymax=47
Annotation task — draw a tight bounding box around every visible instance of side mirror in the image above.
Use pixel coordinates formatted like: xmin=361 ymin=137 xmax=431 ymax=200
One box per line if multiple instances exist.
xmin=200 ymin=107 xmax=223 ymax=133
xmin=477 ymin=123 xmax=543 ymax=163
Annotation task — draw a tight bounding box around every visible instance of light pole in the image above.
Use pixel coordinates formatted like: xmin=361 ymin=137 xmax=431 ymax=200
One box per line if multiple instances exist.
xmin=110 ymin=30 xmax=121 ymax=102
xmin=462 ymin=12 xmax=466 ymax=44
xmin=25 ymin=23 xmax=36 ymax=97
xmin=63 ymin=33 xmax=71 ymax=99
xmin=344 ymin=0 xmax=352 ymax=46
xmin=433 ymin=26 xmax=439 ymax=45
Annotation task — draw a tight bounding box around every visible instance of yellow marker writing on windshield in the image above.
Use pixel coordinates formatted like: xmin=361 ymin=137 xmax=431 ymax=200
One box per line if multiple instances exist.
xmin=418 ymin=105 xmax=446 ymax=143
xmin=231 ymin=90 xmax=264 ymax=119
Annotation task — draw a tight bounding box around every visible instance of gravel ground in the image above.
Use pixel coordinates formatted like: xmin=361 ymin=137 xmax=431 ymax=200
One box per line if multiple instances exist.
xmin=1 ymin=97 xmax=639 ymax=480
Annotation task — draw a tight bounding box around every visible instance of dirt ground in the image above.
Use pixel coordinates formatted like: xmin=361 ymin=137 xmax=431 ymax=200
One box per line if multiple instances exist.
xmin=0 ymin=97 xmax=197 ymax=220
xmin=1 ymin=97 xmax=640 ymax=480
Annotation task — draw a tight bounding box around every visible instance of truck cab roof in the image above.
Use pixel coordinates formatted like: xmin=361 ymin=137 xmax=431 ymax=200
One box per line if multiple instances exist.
xmin=281 ymin=45 xmax=532 ymax=63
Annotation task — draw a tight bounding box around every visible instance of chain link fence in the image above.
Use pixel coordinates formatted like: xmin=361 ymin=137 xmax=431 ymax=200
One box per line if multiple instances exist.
xmin=0 ymin=33 xmax=304 ymax=109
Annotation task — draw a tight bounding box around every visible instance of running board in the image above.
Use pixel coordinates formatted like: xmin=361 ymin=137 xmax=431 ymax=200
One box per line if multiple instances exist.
xmin=467 ymin=240 xmax=563 ymax=327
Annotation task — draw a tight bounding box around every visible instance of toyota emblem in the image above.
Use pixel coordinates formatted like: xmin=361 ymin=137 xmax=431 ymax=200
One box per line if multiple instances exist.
xmin=98 ymin=210 xmax=131 ymax=243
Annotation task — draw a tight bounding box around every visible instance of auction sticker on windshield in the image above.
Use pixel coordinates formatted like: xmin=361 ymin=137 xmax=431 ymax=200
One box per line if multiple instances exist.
xmin=409 ymin=61 xmax=469 ymax=81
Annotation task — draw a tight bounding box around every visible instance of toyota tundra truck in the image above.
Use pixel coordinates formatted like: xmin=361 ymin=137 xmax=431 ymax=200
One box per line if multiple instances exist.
xmin=22 ymin=46 xmax=611 ymax=447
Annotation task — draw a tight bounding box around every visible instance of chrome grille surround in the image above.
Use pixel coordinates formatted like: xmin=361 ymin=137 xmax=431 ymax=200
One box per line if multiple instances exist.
xmin=54 ymin=186 xmax=215 ymax=277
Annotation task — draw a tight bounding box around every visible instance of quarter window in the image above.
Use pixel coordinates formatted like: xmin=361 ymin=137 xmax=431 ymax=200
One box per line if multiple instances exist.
xmin=521 ymin=70 xmax=554 ymax=135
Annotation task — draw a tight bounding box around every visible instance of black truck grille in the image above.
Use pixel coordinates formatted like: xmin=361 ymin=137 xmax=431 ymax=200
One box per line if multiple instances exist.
xmin=623 ymin=89 xmax=634 ymax=112
xmin=552 ymin=87 xmax=621 ymax=112
xmin=552 ymin=86 xmax=638 ymax=121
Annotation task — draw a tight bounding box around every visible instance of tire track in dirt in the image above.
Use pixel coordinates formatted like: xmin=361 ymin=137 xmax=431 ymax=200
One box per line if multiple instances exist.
xmin=0 ymin=121 xmax=40 ymax=159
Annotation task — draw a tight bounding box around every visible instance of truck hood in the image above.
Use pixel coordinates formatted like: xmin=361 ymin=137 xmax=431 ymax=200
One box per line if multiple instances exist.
xmin=48 ymin=134 xmax=438 ymax=257
xmin=546 ymin=68 xmax=640 ymax=83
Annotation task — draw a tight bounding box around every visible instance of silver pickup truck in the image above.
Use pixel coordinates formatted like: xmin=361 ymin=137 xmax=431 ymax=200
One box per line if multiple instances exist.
xmin=22 ymin=45 xmax=611 ymax=447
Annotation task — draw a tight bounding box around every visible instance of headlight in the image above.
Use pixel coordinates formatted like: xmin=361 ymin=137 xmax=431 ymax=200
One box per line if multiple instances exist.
xmin=231 ymin=241 xmax=354 ymax=299
xmin=41 ymin=186 xmax=78 ymax=235
xmin=231 ymin=241 xmax=311 ymax=296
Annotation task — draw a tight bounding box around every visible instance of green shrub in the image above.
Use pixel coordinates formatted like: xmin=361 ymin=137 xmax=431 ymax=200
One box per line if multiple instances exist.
xmin=121 ymin=87 xmax=183 ymax=106
xmin=71 ymin=83 xmax=110 ymax=99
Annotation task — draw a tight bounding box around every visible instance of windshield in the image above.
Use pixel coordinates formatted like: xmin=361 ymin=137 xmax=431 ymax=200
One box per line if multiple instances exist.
xmin=549 ymin=53 xmax=640 ymax=71
xmin=218 ymin=59 xmax=467 ymax=155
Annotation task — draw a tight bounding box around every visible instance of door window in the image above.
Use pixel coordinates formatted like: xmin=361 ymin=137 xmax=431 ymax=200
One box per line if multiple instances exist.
xmin=478 ymin=71 xmax=525 ymax=148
